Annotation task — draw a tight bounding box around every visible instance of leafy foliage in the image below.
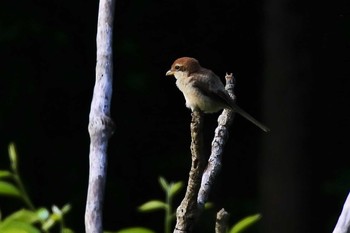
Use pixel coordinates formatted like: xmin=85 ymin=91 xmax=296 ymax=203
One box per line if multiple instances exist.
xmin=0 ymin=143 xmax=261 ymax=233
xmin=114 ymin=176 xmax=261 ymax=233
xmin=110 ymin=176 xmax=183 ymax=233
xmin=0 ymin=142 xmax=74 ymax=233
xmin=229 ymin=214 xmax=261 ymax=233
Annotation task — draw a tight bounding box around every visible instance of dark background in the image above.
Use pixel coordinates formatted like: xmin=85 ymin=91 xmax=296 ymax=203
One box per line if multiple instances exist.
xmin=1 ymin=0 xmax=350 ymax=232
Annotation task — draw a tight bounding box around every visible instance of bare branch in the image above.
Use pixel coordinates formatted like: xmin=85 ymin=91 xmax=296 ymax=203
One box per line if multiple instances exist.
xmin=174 ymin=110 xmax=206 ymax=233
xmin=333 ymin=192 xmax=350 ymax=233
xmin=174 ymin=74 xmax=236 ymax=233
xmin=85 ymin=0 xmax=115 ymax=233
xmin=216 ymin=208 xmax=230 ymax=233
xmin=197 ymin=73 xmax=236 ymax=208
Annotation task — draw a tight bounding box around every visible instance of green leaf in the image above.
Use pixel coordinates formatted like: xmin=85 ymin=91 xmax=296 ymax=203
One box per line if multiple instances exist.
xmin=8 ymin=143 xmax=18 ymax=171
xmin=0 ymin=181 xmax=21 ymax=197
xmin=1 ymin=209 xmax=40 ymax=224
xmin=63 ymin=227 xmax=75 ymax=233
xmin=113 ymin=227 xmax=156 ymax=233
xmin=204 ymin=202 xmax=214 ymax=209
xmin=0 ymin=220 xmax=40 ymax=233
xmin=42 ymin=217 xmax=55 ymax=231
xmin=51 ymin=205 xmax=61 ymax=215
xmin=138 ymin=200 xmax=167 ymax=212
xmin=42 ymin=207 xmax=64 ymax=231
xmin=168 ymin=181 xmax=183 ymax=198
xmin=229 ymin=214 xmax=262 ymax=233
xmin=36 ymin=208 xmax=49 ymax=221
xmin=0 ymin=170 xmax=12 ymax=179
xmin=158 ymin=176 xmax=168 ymax=192
xmin=61 ymin=203 xmax=72 ymax=214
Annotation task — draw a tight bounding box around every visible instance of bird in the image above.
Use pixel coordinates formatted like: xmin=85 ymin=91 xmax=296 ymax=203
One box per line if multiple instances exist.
xmin=165 ymin=57 xmax=270 ymax=132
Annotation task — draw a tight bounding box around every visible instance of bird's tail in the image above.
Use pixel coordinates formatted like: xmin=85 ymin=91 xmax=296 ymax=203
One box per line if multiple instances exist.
xmin=231 ymin=103 xmax=270 ymax=132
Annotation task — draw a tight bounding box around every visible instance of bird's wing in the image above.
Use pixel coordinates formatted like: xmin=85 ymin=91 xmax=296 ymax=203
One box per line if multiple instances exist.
xmin=190 ymin=70 xmax=233 ymax=107
xmin=191 ymin=71 xmax=270 ymax=132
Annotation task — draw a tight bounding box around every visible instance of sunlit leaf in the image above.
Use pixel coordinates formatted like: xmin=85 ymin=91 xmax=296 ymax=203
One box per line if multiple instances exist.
xmin=229 ymin=213 xmax=262 ymax=233
xmin=0 ymin=170 xmax=12 ymax=179
xmin=61 ymin=203 xmax=72 ymax=214
xmin=42 ymin=208 xmax=63 ymax=231
xmin=63 ymin=227 xmax=75 ymax=233
xmin=0 ymin=181 xmax=21 ymax=197
xmin=1 ymin=209 xmax=39 ymax=224
xmin=138 ymin=200 xmax=167 ymax=212
xmin=114 ymin=227 xmax=156 ymax=233
xmin=42 ymin=217 xmax=55 ymax=231
xmin=50 ymin=213 xmax=61 ymax=221
xmin=158 ymin=176 xmax=168 ymax=192
xmin=51 ymin=205 xmax=61 ymax=215
xmin=36 ymin=208 xmax=49 ymax=221
xmin=168 ymin=181 xmax=183 ymax=198
xmin=0 ymin=220 xmax=40 ymax=233
xmin=8 ymin=143 xmax=18 ymax=171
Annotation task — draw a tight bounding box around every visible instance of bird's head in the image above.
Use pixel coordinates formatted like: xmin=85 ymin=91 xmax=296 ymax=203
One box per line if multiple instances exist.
xmin=166 ymin=57 xmax=201 ymax=78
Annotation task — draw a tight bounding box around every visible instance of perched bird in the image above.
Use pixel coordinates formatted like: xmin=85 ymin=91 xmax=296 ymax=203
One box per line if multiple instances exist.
xmin=166 ymin=57 xmax=270 ymax=132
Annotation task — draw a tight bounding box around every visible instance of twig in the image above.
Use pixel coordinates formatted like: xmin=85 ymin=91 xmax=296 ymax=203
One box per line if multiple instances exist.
xmin=174 ymin=110 xmax=206 ymax=233
xmin=215 ymin=208 xmax=230 ymax=233
xmin=174 ymin=74 xmax=236 ymax=232
xmin=85 ymin=0 xmax=115 ymax=233
xmin=333 ymin=192 xmax=350 ymax=233
xmin=197 ymin=73 xmax=236 ymax=208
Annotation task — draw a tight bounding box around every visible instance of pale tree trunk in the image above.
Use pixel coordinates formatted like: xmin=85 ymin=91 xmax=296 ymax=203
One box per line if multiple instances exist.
xmin=333 ymin=192 xmax=350 ymax=233
xmin=85 ymin=0 xmax=115 ymax=233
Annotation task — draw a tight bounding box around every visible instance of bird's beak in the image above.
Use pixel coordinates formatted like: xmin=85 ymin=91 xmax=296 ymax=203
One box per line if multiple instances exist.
xmin=166 ymin=70 xmax=174 ymax=76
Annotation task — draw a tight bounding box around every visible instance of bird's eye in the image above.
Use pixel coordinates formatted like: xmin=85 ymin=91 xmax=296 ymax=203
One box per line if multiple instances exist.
xmin=174 ymin=65 xmax=180 ymax=70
